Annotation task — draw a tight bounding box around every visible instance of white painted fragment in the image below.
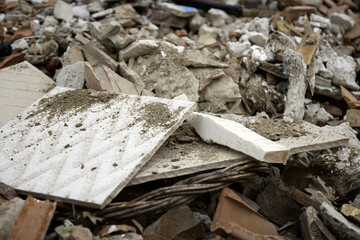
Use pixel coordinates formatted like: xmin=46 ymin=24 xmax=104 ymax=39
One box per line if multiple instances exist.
xmin=188 ymin=113 xmax=290 ymax=163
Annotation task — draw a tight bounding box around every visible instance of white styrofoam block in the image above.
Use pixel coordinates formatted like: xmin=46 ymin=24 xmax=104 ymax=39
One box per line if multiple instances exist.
xmin=189 ymin=112 xmax=290 ymax=164
xmin=0 ymin=87 xmax=195 ymax=208
xmin=0 ymin=61 xmax=55 ymax=127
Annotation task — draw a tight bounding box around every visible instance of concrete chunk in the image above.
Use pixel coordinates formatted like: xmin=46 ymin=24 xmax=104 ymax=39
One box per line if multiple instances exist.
xmin=189 ymin=113 xmax=290 ymax=164
xmin=56 ymin=61 xmax=85 ymax=89
xmin=300 ymin=206 xmax=323 ymax=240
xmin=119 ymin=40 xmax=159 ymax=62
xmin=320 ymin=202 xmax=360 ymax=240
xmin=143 ymin=205 xmax=205 ymax=240
xmin=327 ymin=56 xmax=359 ymax=90
xmin=83 ymin=42 xmax=118 ymax=71
xmin=341 ymin=204 xmax=360 ymax=225
xmin=54 ymin=0 xmax=73 ymax=22
xmin=115 ymin=4 xmax=141 ymax=21
xmin=331 ymin=13 xmax=355 ymax=31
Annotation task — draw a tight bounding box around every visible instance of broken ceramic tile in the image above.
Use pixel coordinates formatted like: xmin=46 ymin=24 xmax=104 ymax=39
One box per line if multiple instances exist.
xmin=0 ymin=61 xmax=55 ymax=127
xmin=0 ymin=87 xmax=195 ymax=208
xmin=130 ymin=141 xmax=247 ymax=185
xmin=211 ymin=188 xmax=282 ymax=239
xmin=189 ymin=112 xmax=290 ymax=164
xmin=7 ymin=196 xmax=56 ymax=240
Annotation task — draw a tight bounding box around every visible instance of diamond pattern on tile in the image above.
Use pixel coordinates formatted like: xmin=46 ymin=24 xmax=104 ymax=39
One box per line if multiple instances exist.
xmin=0 ymin=87 xmax=195 ymax=208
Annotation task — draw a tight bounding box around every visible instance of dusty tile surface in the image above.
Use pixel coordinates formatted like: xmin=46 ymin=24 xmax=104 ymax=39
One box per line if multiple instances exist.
xmin=0 ymin=87 xmax=195 ymax=208
xmin=130 ymin=142 xmax=247 ymax=185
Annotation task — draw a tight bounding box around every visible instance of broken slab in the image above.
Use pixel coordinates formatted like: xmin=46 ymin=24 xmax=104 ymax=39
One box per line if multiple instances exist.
xmin=56 ymin=61 xmax=85 ymax=89
xmin=119 ymin=61 xmax=145 ymax=88
xmin=114 ymin=4 xmax=141 ymax=21
xmin=0 ymin=197 xmax=24 ymax=240
xmin=84 ymin=62 xmax=103 ymax=91
xmin=211 ymin=188 xmax=281 ymax=240
xmin=143 ymin=205 xmax=205 ymax=240
xmin=54 ymin=0 xmax=73 ymax=22
xmin=0 ymin=61 xmax=55 ymax=127
xmin=88 ymin=21 xmax=121 ymax=41
xmin=0 ymin=87 xmax=195 ymax=208
xmin=130 ymin=141 xmax=247 ymax=185
xmin=341 ymin=85 xmax=360 ymax=109
xmin=347 ymin=109 xmax=360 ymax=127
xmin=341 ymin=204 xmax=360 ymax=225
xmin=56 ymin=225 xmax=93 ymax=240
xmin=83 ymin=42 xmax=118 ymax=72
xmin=323 ymin=122 xmax=360 ymax=149
xmin=219 ymin=114 xmax=349 ymax=154
xmin=85 ymin=64 xmax=147 ymax=96
xmin=7 ymin=196 xmax=56 ymax=240
xmin=256 ymin=182 xmax=302 ymax=226
xmin=331 ymin=12 xmax=355 ymax=31
xmin=119 ymin=40 xmax=159 ymax=62
xmin=189 ymin=113 xmax=290 ymax=164
xmin=63 ymin=44 xmax=84 ymax=67
xmin=183 ymin=50 xmax=229 ymax=68
xmin=320 ymin=202 xmax=360 ymax=239
xmin=327 ymin=56 xmax=359 ymax=90
xmin=300 ymin=206 xmax=324 ymax=240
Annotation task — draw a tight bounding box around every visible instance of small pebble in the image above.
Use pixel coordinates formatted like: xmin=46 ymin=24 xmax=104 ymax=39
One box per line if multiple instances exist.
xmin=172 ymin=163 xmax=180 ymax=169
xmin=292 ymin=132 xmax=301 ymax=137
xmin=171 ymin=158 xmax=180 ymax=162
xmin=64 ymin=144 xmax=70 ymax=148
xmin=75 ymin=123 xmax=82 ymax=128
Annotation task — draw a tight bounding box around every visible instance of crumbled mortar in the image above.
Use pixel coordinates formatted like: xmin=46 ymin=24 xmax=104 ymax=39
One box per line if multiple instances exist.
xmin=25 ymin=89 xmax=117 ymax=122
xmin=245 ymin=117 xmax=307 ymax=141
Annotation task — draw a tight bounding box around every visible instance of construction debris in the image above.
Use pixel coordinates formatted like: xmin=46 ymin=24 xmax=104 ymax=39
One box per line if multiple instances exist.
xmin=0 ymin=87 xmax=195 ymax=208
xmin=211 ymin=188 xmax=282 ymax=239
xmin=1 ymin=0 xmax=360 ymax=238
xmin=7 ymin=196 xmax=56 ymax=240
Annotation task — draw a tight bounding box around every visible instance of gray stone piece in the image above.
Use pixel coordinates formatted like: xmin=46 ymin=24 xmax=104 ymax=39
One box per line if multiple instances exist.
xmin=320 ymin=202 xmax=360 ymax=240
xmin=119 ymin=40 xmax=159 ymax=62
xmin=327 ymin=56 xmax=359 ymax=90
xmin=56 ymin=61 xmax=85 ymax=89
xmin=0 ymin=198 xmax=25 ymax=240
xmin=143 ymin=205 xmax=205 ymax=240
xmin=300 ymin=206 xmax=323 ymax=240
xmin=331 ymin=13 xmax=355 ymax=31
xmin=54 ymin=0 xmax=73 ymax=22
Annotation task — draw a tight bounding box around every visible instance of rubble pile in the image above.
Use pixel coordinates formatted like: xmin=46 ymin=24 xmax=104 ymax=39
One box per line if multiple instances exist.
xmin=1 ymin=0 xmax=360 ymax=239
